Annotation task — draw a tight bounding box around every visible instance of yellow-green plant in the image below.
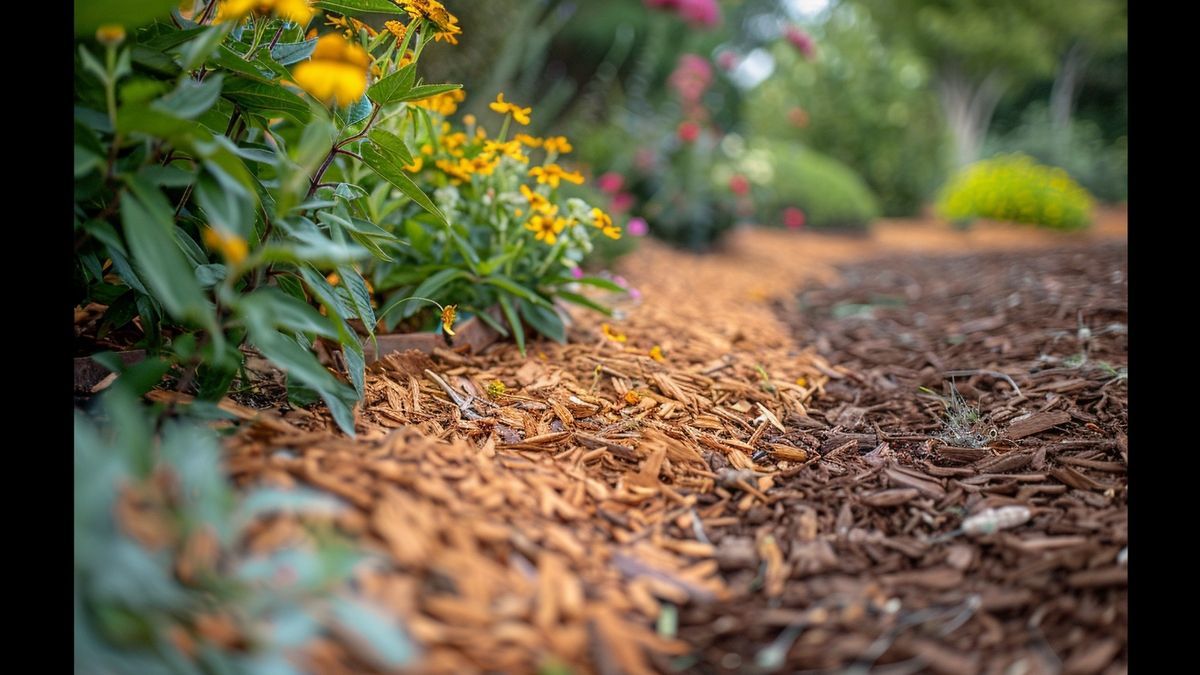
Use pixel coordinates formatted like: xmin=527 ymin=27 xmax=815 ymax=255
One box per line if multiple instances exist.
xmin=936 ymin=153 xmax=1094 ymax=230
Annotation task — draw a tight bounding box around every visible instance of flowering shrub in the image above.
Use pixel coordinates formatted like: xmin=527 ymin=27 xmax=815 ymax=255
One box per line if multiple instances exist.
xmin=74 ymin=0 xmax=620 ymax=433
xmin=357 ymin=90 xmax=626 ymax=354
xmin=936 ymin=154 xmax=1094 ymax=230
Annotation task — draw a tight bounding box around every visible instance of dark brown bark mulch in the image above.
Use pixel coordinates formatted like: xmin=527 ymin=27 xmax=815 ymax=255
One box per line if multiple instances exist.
xmin=670 ymin=242 xmax=1128 ymax=674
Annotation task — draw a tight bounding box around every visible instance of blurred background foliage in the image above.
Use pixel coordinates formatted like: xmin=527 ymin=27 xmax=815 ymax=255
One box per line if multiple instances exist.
xmin=412 ymin=0 xmax=1124 ymax=247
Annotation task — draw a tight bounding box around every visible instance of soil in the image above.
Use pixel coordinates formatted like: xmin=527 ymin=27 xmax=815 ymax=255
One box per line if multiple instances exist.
xmin=129 ymin=212 xmax=1128 ymax=674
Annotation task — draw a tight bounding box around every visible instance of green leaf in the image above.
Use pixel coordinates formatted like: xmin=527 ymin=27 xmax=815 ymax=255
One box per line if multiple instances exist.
xmin=75 ymin=0 xmax=179 ymax=34
xmin=484 ymin=276 xmax=553 ymax=309
xmin=399 ymin=268 xmax=468 ymax=318
xmin=179 ymin=23 xmax=232 ymax=72
xmin=336 ymin=265 xmax=376 ymax=336
xmin=270 ymin=38 xmax=318 ymax=66
xmin=553 ymin=276 xmax=628 ymax=293
xmin=314 ymin=0 xmax=406 ymax=17
xmin=238 ymin=288 xmax=340 ymax=340
xmin=469 ymin=306 xmax=509 ymax=336
xmin=361 ymin=142 xmax=447 ymax=225
xmin=330 ymin=598 xmax=417 ymax=668
xmin=497 ymin=295 xmax=525 ymax=357
xmin=119 ymin=177 xmax=215 ymax=331
xmin=519 ymin=301 xmax=566 ymax=344
xmin=342 ymin=339 xmax=366 ymax=398
xmin=209 ymin=45 xmax=276 ymax=83
xmin=367 ymin=64 xmax=417 ymax=106
xmin=367 ymin=129 xmax=413 ymax=165
xmin=333 ymin=183 xmax=369 ymax=201
xmin=194 ymin=263 xmax=228 ymax=288
xmin=344 ymin=94 xmax=374 ymax=126
xmin=194 ymin=170 xmax=254 ymax=238
xmin=248 ymin=328 xmax=359 ymax=436
xmin=297 ymin=267 xmax=357 ymax=344
xmin=556 ymin=290 xmax=613 ymax=316
xmin=396 ymin=83 xmax=462 ymax=103
xmin=153 ymin=74 xmax=224 ymax=119
xmin=223 ymin=77 xmax=312 ymax=124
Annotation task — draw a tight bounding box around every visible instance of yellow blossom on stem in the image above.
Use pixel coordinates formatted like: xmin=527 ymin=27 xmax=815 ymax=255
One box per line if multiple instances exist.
xmin=404 ymin=156 xmax=424 ymax=172
xmin=591 ymin=207 xmax=621 ymax=239
xmin=202 ymin=228 xmax=248 ymax=265
xmin=441 ymin=304 xmax=457 ymax=337
xmin=416 ymin=89 xmax=465 ymax=115
xmin=601 ymin=323 xmax=627 ymax=343
xmin=514 ymin=133 xmax=543 ymax=148
xmin=649 ymin=345 xmax=665 ymax=362
xmin=292 ymin=34 xmax=370 ymax=107
xmin=524 ymin=214 xmax=567 ymax=244
xmin=519 ymin=184 xmax=554 ymax=214
xmin=384 ymin=19 xmax=407 ymax=42
xmin=96 ymin=24 xmax=126 ymax=46
xmin=483 ymin=139 xmax=527 ymax=162
xmin=529 ymin=164 xmax=584 ymax=188
xmin=486 ymin=380 xmax=507 ymax=398
xmin=217 ymin=0 xmax=315 ymax=25
xmin=327 ymin=12 xmax=377 ymax=38
xmin=398 ymin=0 xmax=462 ymax=44
xmin=543 ymin=136 xmax=573 ymax=154
xmin=489 ymin=92 xmax=532 ymax=125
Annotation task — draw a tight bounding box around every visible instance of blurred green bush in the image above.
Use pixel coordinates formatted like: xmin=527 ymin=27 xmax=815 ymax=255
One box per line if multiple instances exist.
xmin=746 ymin=141 xmax=880 ymax=231
xmin=985 ymin=104 xmax=1126 ymax=203
xmin=936 ymin=153 xmax=1094 ymax=230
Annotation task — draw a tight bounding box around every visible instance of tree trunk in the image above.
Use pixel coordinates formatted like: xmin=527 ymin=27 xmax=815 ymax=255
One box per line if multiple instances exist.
xmin=1050 ymin=42 xmax=1089 ymax=131
xmin=937 ymin=67 xmax=1006 ymax=167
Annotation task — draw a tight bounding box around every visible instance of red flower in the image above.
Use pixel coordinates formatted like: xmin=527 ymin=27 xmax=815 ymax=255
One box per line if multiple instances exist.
xmin=785 ymin=26 xmax=817 ymax=60
xmin=677 ymin=121 xmax=701 ymax=143
xmin=784 ymin=207 xmax=806 ymax=230
xmin=729 ymin=174 xmax=750 ymax=196
xmin=597 ymin=172 xmax=625 ymax=194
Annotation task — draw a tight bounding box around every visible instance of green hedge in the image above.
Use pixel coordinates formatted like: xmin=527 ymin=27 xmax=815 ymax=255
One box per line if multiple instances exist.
xmin=757 ymin=142 xmax=879 ymax=230
xmin=936 ymin=153 xmax=1094 ymax=230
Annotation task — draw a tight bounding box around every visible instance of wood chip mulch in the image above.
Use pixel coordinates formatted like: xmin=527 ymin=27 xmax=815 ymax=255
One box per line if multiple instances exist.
xmin=195 ymin=226 xmax=1126 ymax=674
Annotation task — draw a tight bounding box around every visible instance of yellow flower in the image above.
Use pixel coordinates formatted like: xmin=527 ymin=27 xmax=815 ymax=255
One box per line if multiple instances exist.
xmin=398 ymin=0 xmax=462 ymax=44
xmin=441 ymin=304 xmax=457 ymax=337
xmin=543 ymin=136 xmax=572 ymax=155
xmin=590 ymin=207 xmax=620 ymax=239
xmin=601 ymin=323 xmax=626 ymax=343
xmin=488 ymin=92 xmax=532 ymax=125
xmin=96 ymin=24 xmax=126 ymax=46
xmin=217 ymin=0 xmax=314 ymax=25
xmin=404 ymin=156 xmax=423 ymax=172
xmin=624 ymin=390 xmax=641 ymax=405
xmin=202 ymin=227 xmax=248 ymax=265
xmin=327 ymin=12 xmax=377 ymax=39
xmin=486 ymin=380 xmax=507 ymax=398
xmin=416 ymin=89 xmax=466 ymax=116
xmin=462 ymin=113 xmax=476 ymax=127
xmin=326 ymin=272 xmax=340 ymax=285
xmin=384 ymin=19 xmax=407 ymax=42
xmin=649 ymin=345 xmax=665 ymax=362
xmin=514 ymin=133 xmax=543 ymax=148
xmin=483 ymin=139 xmax=527 ymax=162
xmin=524 ymin=214 xmax=567 ymax=244
xmin=795 ymin=376 xmax=808 ymax=387
xmin=519 ymin=184 xmax=554 ymax=214
xmin=529 ymin=163 xmax=584 ymax=188
xmin=436 ymin=158 xmax=472 ymax=183
xmin=292 ymin=34 xmax=370 ymax=107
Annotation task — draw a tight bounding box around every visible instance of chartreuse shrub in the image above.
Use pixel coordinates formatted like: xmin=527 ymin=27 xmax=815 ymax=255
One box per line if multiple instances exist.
xmin=74 ymin=0 xmax=621 ymax=434
xmin=936 ymin=153 xmax=1094 ymax=230
xmin=752 ymin=141 xmax=879 ymax=231
xmin=75 ymin=383 xmax=415 ymax=673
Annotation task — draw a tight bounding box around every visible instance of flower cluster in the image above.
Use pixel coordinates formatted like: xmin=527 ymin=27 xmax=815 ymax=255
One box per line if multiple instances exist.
xmin=644 ymin=0 xmax=721 ymax=28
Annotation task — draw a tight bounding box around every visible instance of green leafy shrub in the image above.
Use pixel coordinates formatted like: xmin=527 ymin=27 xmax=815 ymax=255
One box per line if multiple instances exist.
xmin=748 ymin=141 xmax=879 ymax=231
xmin=936 ymin=153 xmax=1094 ymax=230
xmin=75 ymin=385 xmax=414 ymax=673
xmin=74 ymin=1 xmax=622 ymax=434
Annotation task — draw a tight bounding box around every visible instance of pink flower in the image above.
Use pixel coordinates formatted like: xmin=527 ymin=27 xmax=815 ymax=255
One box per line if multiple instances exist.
xmin=677 ymin=121 xmax=700 ymax=143
xmin=644 ymin=0 xmax=721 ymax=28
xmin=669 ymin=54 xmax=713 ymax=104
xmin=785 ymin=26 xmax=816 ymax=60
xmin=628 ymin=287 xmax=643 ymax=300
xmin=570 ymin=266 xmax=584 ymax=279
xmin=627 ymin=217 xmax=649 ymax=237
xmin=784 ymin=207 xmax=806 ymax=230
xmin=597 ymin=172 xmax=624 ymax=194
xmin=729 ymin=174 xmax=750 ymax=196
xmin=613 ymin=275 xmax=628 ymax=288
xmin=611 ymin=192 xmax=635 ymax=213
xmin=716 ymin=50 xmax=739 ymax=72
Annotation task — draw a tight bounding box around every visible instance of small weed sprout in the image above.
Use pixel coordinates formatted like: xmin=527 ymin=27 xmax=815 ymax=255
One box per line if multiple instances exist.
xmin=920 ymin=382 xmax=994 ymax=448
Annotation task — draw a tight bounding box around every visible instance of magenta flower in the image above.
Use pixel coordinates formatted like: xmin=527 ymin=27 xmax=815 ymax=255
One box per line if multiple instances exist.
xmin=669 ymin=53 xmax=714 ymax=105
xmin=627 ymin=217 xmax=649 ymax=237
xmin=729 ymin=174 xmax=750 ymax=196
xmin=644 ymin=0 xmax=721 ymax=29
xmin=677 ymin=121 xmax=700 ymax=143
xmin=611 ymin=192 xmax=635 ymax=213
xmin=784 ymin=207 xmax=806 ymax=230
xmin=785 ymin=26 xmax=816 ymax=60
xmin=716 ymin=50 xmax=739 ymax=72
xmin=597 ymin=172 xmax=624 ymax=194
xmin=570 ymin=266 xmax=584 ymax=279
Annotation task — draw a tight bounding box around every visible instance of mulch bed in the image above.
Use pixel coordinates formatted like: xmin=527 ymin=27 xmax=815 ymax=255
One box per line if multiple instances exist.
xmin=671 ymin=242 xmax=1128 ymax=674
xmin=109 ymin=227 xmax=1127 ymax=674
